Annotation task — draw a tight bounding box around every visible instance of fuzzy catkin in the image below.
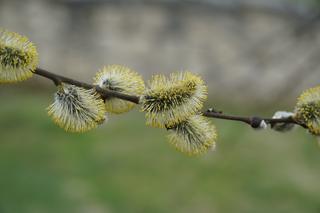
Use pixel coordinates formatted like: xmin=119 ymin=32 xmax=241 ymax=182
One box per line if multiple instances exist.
xmin=94 ymin=65 xmax=145 ymax=114
xmin=0 ymin=29 xmax=38 ymax=83
xmin=47 ymin=84 xmax=106 ymax=133
xmin=294 ymin=86 xmax=320 ymax=135
xmin=141 ymin=71 xmax=207 ymax=128
xmin=168 ymin=115 xmax=217 ymax=156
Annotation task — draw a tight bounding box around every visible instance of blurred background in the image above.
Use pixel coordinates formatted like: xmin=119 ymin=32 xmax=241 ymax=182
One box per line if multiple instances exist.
xmin=1 ymin=0 xmax=320 ymax=212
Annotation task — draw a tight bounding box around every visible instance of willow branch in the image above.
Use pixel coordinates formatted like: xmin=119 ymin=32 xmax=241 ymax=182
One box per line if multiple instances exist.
xmin=34 ymin=67 xmax=303 ymax=128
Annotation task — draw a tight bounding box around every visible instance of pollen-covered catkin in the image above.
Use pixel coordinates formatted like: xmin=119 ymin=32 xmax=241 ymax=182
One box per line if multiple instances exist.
xmin=0 ymin=29 xmax=38 ymax=83
xmin=167 ymin=114 xmax=217 ymax=156
xmin=47 ymin=83 xmax=106 ymax=133
xmin=93 ymin=65 xmax=145 ymax=114
xmin=294 ymin=86 xmax=320 ymax=135
xmin=141 ymin=71 xmax=207 ymax=128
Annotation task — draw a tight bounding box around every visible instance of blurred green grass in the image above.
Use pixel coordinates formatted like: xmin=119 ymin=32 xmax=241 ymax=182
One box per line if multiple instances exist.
xmin=0 ymin=88 xmax=320 ymax=213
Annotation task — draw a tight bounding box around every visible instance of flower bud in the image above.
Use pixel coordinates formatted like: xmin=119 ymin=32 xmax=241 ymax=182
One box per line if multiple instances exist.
xmin=271 ymin=111 xmax=295 ymax=132
xmin=0 ymin=29 xmax=38 ymax=83
xmin=294 ymin=86 xmax=320 ymax=135
xmin=168 ymin=115 xmax=217 ymax=156
xmin=94 ymin=65 xmax=145 ymax=114
xmin=141 ymin=71 xmax=207 ymax=128
xmin=47 ymin=84 xmax=106 ymax=133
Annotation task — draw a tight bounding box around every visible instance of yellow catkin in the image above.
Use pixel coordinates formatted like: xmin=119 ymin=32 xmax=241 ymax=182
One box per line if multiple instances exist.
xmin=168 ymin=115 xmax=217 ymax=156
xmin=0 ymin=29 xmax=38 ymax=83
xmin=47 ymin=84 xmax=107 ymax=133
xmin=93 ymin=65 xmax=145 ymax=114
xmin=294 ymin=86 xmax=320 ymax=135
xmin=141 ymin=71 xmax=207 ymax=128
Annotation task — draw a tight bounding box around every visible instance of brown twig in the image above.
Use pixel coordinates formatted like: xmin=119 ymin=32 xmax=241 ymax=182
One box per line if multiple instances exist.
xmin=203 ymin=111 xmax=303 ymax=129
xmin=34 ymin=67 xmax=303 ymax=129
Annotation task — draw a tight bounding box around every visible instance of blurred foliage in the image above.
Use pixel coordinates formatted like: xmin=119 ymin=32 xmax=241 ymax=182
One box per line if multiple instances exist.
xmin=0 ymin=88 xmax=320 ymax=213
xmin=296 ymin=0 xmax=320 ymax=7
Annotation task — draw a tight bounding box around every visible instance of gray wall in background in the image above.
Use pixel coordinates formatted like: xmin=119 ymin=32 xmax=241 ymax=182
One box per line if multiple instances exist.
xmin=0 ymin=0 xmax=319 ymax=106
